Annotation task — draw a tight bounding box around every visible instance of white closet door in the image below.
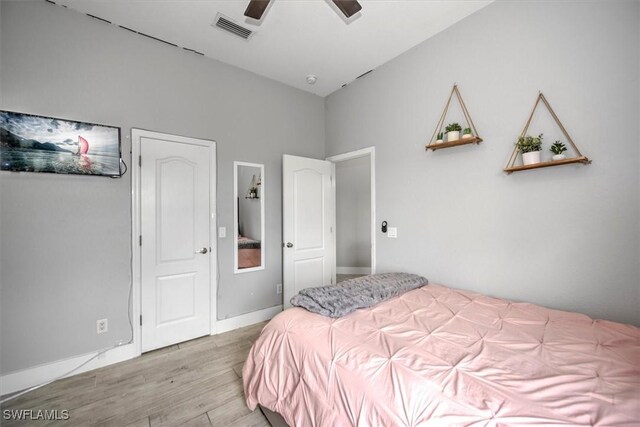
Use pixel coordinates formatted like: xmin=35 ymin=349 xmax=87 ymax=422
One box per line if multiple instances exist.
xmin=141 ymin=134 xmax=211 ymax=352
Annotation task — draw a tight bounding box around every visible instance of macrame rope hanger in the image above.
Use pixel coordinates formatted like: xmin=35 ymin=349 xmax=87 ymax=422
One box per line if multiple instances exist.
xmin=427 ymin=84 xmax=482 ymax=150
xmin=505 ymin=91 xmax=590 ymax=170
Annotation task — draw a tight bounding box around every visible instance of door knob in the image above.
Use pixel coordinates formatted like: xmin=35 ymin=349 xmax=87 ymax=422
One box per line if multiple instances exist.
xmin=195 ymin=247 xmax=208 ymax=254
xmin=286 ymin=242 xmax=293 ymax=248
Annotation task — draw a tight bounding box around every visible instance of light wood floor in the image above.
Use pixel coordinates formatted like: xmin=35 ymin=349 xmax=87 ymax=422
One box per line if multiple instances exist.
xmin=1 ymin=322 xmax=270 ymax=427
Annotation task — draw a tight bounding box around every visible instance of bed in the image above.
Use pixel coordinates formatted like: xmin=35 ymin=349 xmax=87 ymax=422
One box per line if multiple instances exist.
xmin=238 ymin=235 xmax=261 ymax=269
xmin=243 ymin=282 xmax=640 ymax=426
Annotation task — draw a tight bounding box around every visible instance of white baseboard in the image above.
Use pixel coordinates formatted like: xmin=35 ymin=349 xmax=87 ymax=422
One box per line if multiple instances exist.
xmin=0 ymin=343 xmax=138 ymax=397
xmin=337 ymin=267 xmax=371 ymax=275
xmin=215 ymin=305 xmax=282 ymax=334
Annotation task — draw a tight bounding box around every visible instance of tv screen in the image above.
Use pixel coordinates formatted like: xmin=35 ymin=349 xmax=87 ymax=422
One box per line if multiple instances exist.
xmin=0 ymin=110 xmax=122 ymax=177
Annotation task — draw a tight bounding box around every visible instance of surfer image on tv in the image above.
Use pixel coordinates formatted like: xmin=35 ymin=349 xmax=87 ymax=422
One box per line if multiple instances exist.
xmin=73 ymin=135 xmax=89 ymax=156
xmin=73 ymin=135 xmax=92 ymax=171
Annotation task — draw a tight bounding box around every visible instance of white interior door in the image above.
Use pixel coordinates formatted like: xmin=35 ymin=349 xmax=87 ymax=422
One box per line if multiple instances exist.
xmin=140 ymin=133 xmax=212 ymax=352
xmin=283 ymin=155 xmax=334 ymax=309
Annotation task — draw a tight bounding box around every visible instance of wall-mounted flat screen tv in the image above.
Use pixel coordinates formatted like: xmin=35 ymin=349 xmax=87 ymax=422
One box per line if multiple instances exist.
xmin=0 ymin=110 xmax=122 ymax=177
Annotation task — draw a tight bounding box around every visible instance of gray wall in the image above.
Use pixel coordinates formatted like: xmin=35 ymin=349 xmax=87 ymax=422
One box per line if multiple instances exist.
xmin=335 ymin=157 xmax=371 ymax=269
xmin=237 ymin=165 xmax=262 ymax=241
xmin=326 ymin=0 xmax=640 ymax=325
xmin=1 ymin=0 xmax=638 ymax=377
xmin=0 ymin=1 xmax=324 ymax=374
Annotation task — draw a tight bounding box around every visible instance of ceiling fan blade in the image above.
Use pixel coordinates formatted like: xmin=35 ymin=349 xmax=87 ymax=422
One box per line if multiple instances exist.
xmin=244 ymin=0 xmax=271 ymax=20
xmin=332 ymin=0 xmax=362 ymax=18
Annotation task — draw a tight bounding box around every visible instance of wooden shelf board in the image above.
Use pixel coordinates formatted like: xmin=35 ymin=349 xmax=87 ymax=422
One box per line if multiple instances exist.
xmin=504 ymin=156 xmax=590 ymax=174
xmin=426 ymin=136 xmax=483 ymax=151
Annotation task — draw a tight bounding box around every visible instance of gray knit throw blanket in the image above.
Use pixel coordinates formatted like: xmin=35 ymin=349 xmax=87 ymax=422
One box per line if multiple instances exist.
xmin=290 ymin=272 xmax=428 ymax=318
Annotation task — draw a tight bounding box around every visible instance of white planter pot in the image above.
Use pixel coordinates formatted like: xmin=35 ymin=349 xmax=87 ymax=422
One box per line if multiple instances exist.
xmin=436 ymin=139 xmax=443 ymax=144
xmin=552 ymin=154 xmax=566 ymax=161
xmin=522 ymin=151 xmax=541 ymax=165
xmin=462 ymin=133 xmax=473 ymax=139
xmin=447 ymin=131 xmax=460 ymax=142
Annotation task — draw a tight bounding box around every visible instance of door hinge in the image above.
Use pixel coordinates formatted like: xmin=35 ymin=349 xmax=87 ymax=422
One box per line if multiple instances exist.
xmin=139 ymin=235 xmax=142 ymax=246
xmin=138 ymin=155 xmax=142 ymax=167
xmin=140 ymin=315 xmax=142 ymax=326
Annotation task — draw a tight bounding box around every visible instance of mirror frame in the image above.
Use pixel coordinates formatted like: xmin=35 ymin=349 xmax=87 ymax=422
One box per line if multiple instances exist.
xmin=233 ymin=161 xmax=265 ymax=274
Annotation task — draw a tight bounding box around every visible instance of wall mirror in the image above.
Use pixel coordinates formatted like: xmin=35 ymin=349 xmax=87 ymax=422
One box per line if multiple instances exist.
xmin=234 ymin=161 xmax=265 ymax=273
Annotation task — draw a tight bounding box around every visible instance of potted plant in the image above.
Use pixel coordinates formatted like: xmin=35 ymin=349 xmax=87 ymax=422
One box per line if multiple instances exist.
xmin=462 ymin=127 xmax=473 ymax=139
xmin=550 ymin=141 xmax=567 ymax=161
xmin=436 ymin=132 xmax=444 ymax=144
xmin=445 ymin=123 xmax=462 ymax=141
xmin=516 ymin=133 xmax=543 ymax=165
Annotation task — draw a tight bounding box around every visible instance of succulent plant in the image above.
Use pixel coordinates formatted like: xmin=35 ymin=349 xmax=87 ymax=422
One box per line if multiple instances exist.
xmin=437 ymin=132 xmax=444 ymax=140
xmin=550 ymin=141 xmax=567 ymax=155
xmin=463 ymin=127 xmax=472 ymax=135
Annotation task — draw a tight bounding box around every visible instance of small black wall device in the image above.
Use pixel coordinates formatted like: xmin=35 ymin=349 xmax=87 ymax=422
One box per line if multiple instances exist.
xmin=381 ymin=221 xmax=388 ymax=233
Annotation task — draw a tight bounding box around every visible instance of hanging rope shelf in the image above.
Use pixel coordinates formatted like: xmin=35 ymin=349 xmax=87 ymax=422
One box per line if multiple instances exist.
xmin=245 ymin=174 xmax=260 ymax=199
xmin=426 ymin=84 xmax=483 ymax=151
xmin=504 ymin=92 xmax=591 ymax=174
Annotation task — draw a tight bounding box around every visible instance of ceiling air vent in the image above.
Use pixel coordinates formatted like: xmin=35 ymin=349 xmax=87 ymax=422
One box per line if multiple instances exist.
xmin=214 ymin=13 xmax=253 ymax=40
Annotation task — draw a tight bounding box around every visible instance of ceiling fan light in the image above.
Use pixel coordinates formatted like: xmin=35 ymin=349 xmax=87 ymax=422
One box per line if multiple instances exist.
xmin=332 ymin=0 xmax=362 ymax=18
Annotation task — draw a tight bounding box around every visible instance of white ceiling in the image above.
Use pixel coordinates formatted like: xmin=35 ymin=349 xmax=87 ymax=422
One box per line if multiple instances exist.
xmin=55 ymin=0 xmax=492 ymax=97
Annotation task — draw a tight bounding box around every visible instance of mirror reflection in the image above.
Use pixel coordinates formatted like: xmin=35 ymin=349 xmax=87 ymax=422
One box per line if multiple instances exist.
xmin=234 ymin=162 xmax=265 ymax=273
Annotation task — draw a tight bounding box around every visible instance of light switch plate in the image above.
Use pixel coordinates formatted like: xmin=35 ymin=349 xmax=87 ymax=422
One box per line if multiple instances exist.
xmin=388 ymin=227 xmax=397 ymax=238
xmin=218 ymin=227 xmax=226 ymax=238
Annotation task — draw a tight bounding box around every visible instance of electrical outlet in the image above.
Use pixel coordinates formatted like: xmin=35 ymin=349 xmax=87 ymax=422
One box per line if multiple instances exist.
xmin=388 ymin=227 xmax=398 ymax=238
xmin=276 ymin=283 xmax=283 ymax=294
xmin=96 ymin=318 xmax=108 ymax=334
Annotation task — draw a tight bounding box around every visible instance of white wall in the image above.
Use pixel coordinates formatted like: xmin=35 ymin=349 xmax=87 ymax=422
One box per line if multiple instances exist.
xmin=0 ymin=1 xmax=324 ymax=374
xmin=325 ymin=0 xmax=640 ymax=325
xmin=336 ymin=157 xmax=371 ymax=269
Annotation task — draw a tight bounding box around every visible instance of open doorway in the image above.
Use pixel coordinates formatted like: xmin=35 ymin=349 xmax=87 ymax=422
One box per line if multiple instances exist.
xmin=327 ymin=147 xmax=376 ymax=283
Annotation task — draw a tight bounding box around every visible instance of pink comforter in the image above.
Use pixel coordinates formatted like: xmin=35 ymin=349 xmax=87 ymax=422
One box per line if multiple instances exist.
xmin=243 ymin=284 xmax=640 ymax=426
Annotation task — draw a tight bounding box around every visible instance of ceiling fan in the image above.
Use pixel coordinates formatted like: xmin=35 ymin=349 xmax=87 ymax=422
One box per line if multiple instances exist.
xmin=244 ymin=0 xmax=362 ymax=20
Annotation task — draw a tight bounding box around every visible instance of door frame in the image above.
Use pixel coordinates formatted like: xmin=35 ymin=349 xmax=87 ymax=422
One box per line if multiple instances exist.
xmin=326 ymin=146 xmax=376 ymax=277
xmin=131 ymin=128 xmax=218 ymax=357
